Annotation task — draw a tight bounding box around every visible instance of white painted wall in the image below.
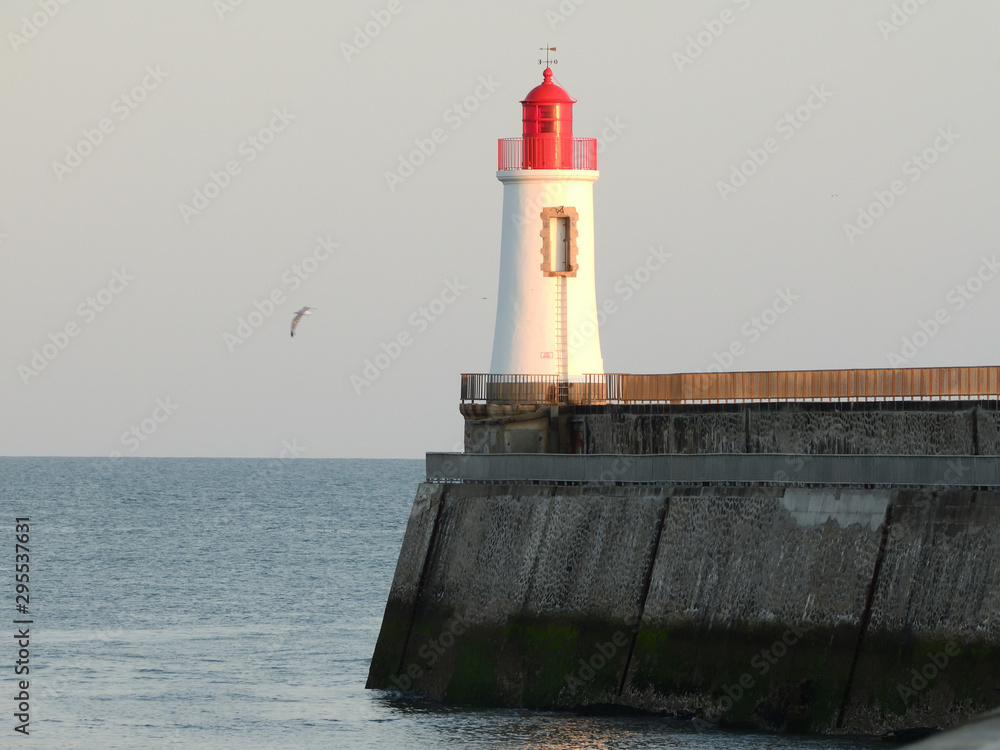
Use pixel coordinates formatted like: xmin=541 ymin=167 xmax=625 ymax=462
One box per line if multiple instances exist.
xmin=489 ymin=169 xmax=604 ymax=377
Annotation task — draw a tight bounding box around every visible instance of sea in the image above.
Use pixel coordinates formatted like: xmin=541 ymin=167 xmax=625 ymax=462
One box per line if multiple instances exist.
xmin=0 ymin=457 xmax=887 ymax=750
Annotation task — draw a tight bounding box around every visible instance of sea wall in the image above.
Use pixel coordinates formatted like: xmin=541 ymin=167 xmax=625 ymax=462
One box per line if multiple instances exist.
xmin=462 ymin=402 xmax=1000 ymax=456
xmin=367 ymin=481 xmax=1000 ymax=735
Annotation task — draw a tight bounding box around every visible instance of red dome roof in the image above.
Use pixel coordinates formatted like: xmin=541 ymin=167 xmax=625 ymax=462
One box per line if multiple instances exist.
xmin=521 ymin=68 xmax=576 ymax=105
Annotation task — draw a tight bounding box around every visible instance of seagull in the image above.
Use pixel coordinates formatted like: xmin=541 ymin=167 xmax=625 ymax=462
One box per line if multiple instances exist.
xmin=290 ymin=306 xmax=315 ymax=337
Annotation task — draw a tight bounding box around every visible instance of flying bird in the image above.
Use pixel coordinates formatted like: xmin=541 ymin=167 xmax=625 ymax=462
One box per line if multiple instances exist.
xmin=290 ymin=306 xmax=315 ymax=337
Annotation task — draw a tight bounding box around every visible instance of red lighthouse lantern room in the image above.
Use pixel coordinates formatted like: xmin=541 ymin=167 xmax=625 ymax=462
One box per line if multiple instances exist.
xmin=497 ymin=67 xmax=597 ymax=171
xmin=520 ymin=67 xmax=576 ymax=169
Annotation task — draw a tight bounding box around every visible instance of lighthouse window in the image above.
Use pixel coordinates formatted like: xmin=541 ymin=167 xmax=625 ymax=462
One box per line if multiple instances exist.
xmin=554 ymin=217 xmax=570 ymax=271
xmin=538 ymin=206 xmax=579 ymax=277
xmin=537 ymin=105 xmax=557 ymax=133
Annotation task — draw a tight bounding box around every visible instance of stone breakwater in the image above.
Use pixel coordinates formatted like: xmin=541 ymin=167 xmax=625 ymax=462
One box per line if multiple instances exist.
xmin=462 ymin=401 xmax=1000 ymax=456
xmin=367 ymin=481 xmax=1000 ymax=735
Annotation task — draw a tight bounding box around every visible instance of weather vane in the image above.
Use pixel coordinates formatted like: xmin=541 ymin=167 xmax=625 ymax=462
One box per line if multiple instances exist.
xmin=538 ymin=45 xmax=557 ymax=67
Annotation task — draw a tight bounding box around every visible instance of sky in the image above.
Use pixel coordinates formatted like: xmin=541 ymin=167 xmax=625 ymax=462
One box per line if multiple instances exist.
xmin=2 ymin=0 xmax=999 ymax=458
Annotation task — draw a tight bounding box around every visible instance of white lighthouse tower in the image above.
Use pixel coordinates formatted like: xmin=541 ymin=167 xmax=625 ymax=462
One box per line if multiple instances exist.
xmin=489 ymin=66 xmax=604 ymax=380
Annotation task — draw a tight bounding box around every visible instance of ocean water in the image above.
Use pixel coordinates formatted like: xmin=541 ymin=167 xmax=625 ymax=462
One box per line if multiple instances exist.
xmin=0 ymin=458 xmax=885 ymax=750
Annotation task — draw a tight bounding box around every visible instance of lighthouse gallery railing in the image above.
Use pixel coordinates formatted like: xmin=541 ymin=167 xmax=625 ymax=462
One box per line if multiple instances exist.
xmin=461 ymin=367 xmax=1000 ymax=405
xmin=497 ymin=137 xmax=598 ymax=171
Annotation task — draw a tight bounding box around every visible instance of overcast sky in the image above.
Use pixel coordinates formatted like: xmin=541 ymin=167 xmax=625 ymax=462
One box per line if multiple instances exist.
xmin=2 ymin=1 xmax=998 ymax=458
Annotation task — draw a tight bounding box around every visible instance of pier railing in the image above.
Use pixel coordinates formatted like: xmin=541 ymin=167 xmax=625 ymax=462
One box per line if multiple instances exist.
xmin=497 ymin=137 xmax=598 ymax=171
xmin=461 ymin=367 xmax=1000 ymax=405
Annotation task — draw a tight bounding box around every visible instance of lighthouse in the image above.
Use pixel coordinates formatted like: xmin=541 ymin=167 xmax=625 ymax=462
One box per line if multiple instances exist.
xmin=489 ymin=67 xmax=604 ymax=380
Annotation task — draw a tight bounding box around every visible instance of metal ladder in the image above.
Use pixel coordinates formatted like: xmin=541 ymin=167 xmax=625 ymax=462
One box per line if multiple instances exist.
xmin=554 ymin=276 xmax=568 ymax=401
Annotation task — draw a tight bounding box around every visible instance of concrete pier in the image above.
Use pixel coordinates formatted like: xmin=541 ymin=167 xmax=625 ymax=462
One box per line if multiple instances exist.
xmin=368 ymin=400 xmax=1000 ymax=735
